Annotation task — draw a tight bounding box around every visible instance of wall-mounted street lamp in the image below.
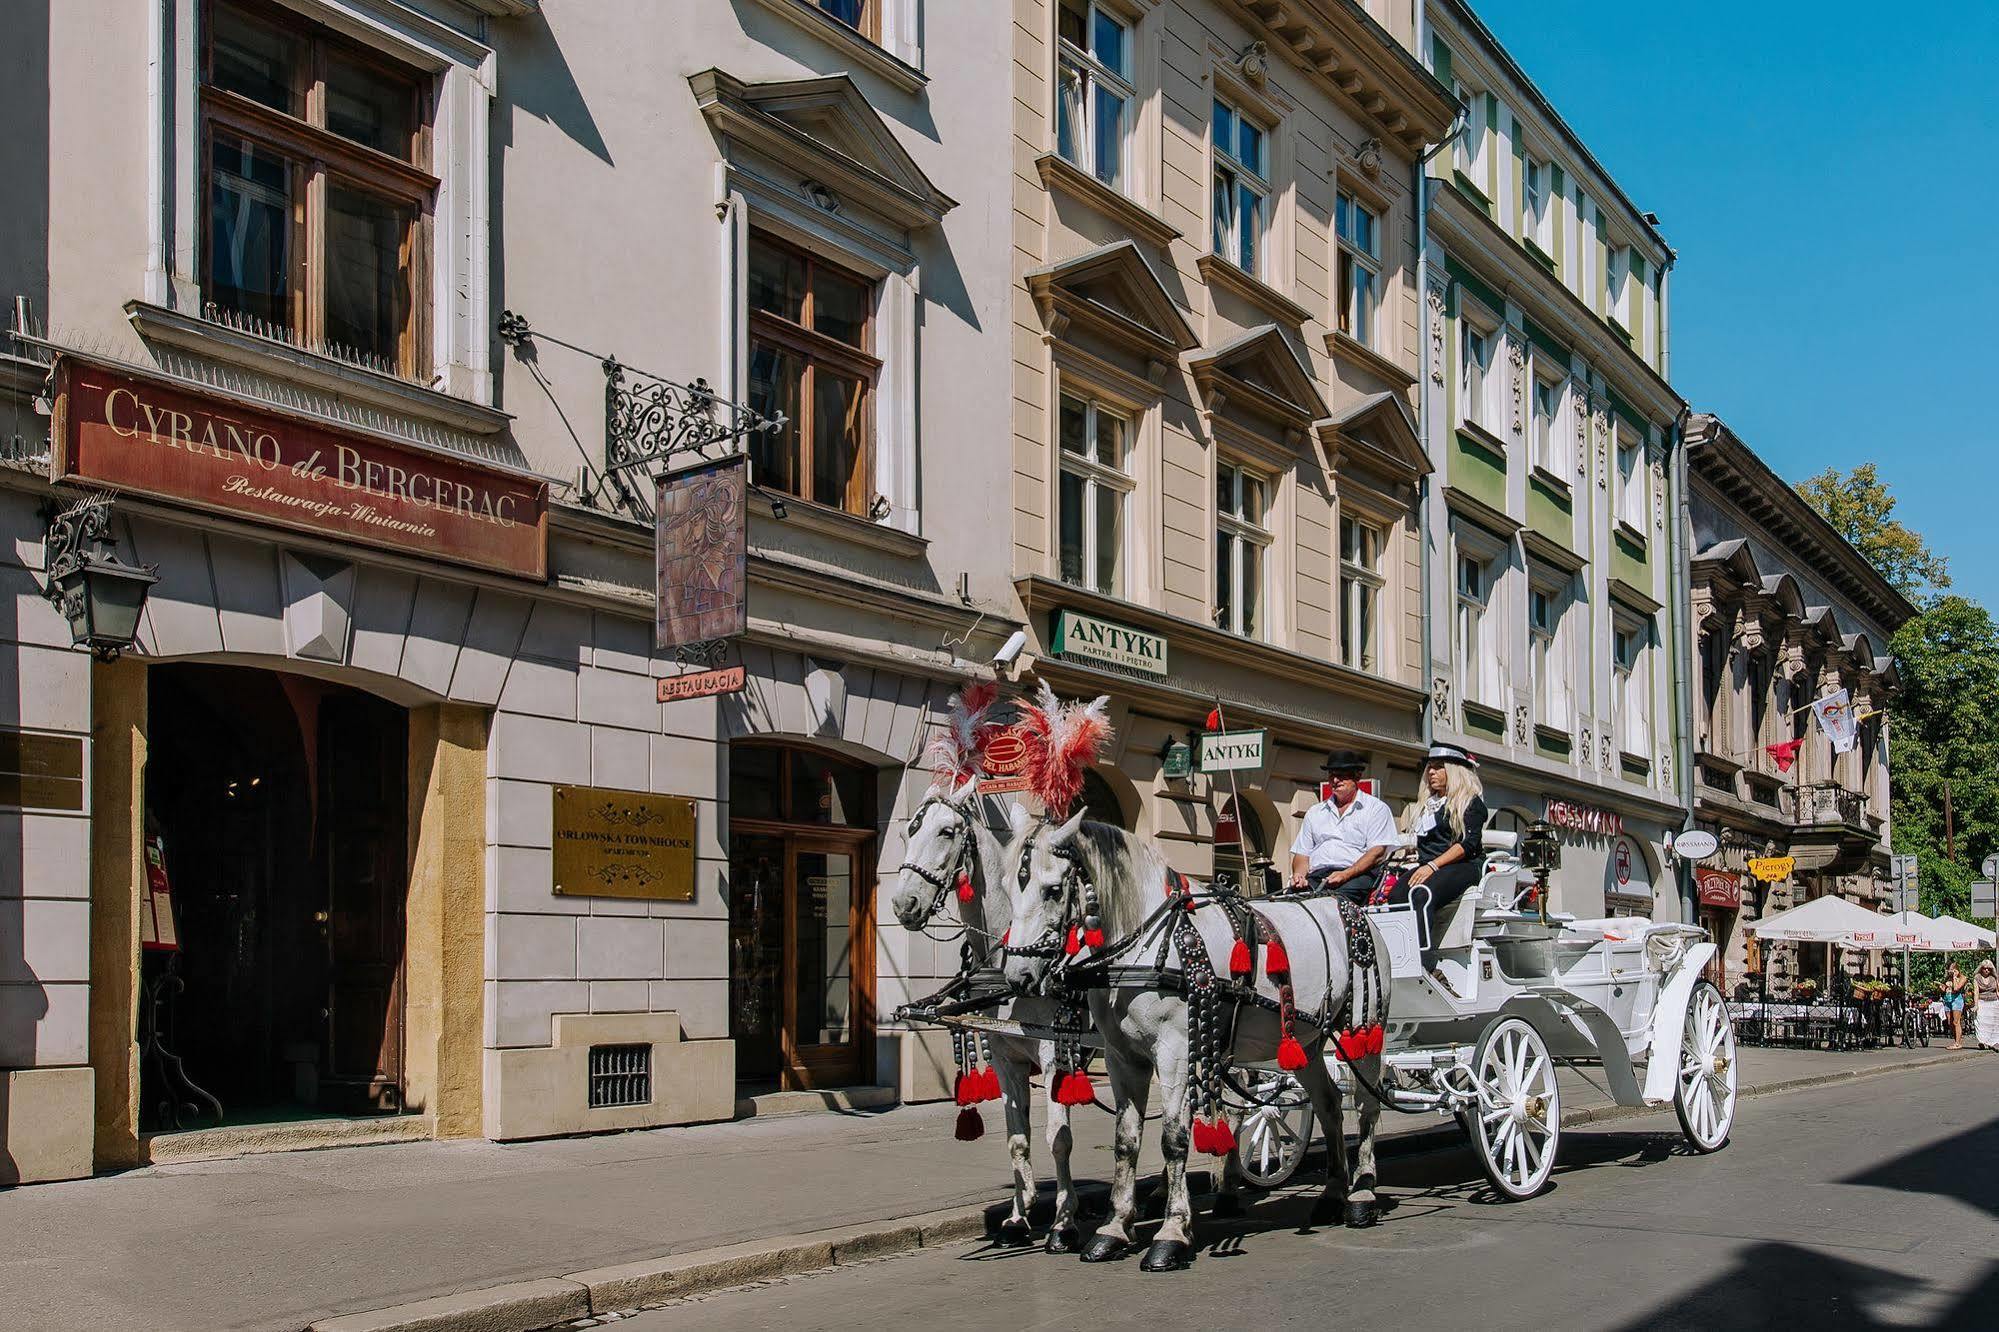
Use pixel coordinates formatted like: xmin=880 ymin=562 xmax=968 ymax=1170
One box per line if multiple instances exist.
xmin=41 ymin=493 xmax=156 ymax=660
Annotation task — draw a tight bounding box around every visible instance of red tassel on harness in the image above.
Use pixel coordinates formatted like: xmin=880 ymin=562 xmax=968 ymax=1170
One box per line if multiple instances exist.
xmin=955 ymin=870 xmax=974 ymax=904
xmin=1277 ymin=1035 xmax=1308 ymax=1071
xmin=1208 ymin=1116 xmax=1236 ymax=1156
xmin=1336 ymin=1030 xmax=1363 ymax=1061
xmin=1228 ymin=938 xmax=1252 ymax=979
xmin=1190 ymin=1116 xmax=1213 ymax=1155
xmin=1084 ymin=924 xmax=1105 ymax=949
xmin=1367 ymin=1024 xmax=1386 ymax=1056
xmin=1264 ymin=938 xmax=1291 ymax=978
xmin=954 ymin=1071 xmax=975 ymax=1106
xmin=1064 ymin=925 xmax=1082 ymax=957
xmin=981 ymin=1065 xmax=1003 ymax=1101
xmin=1053 ymin=1070 xmax=1096 ymax=1106
xmin=955 ymin=1106 xmax=985 ymax=1141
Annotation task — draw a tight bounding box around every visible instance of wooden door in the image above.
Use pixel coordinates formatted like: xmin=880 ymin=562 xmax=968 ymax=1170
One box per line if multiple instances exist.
xmin=318 ymin=691 xmax=409 ymax=1111
xmin=785 ymin=836 xmax=874 ymax=1090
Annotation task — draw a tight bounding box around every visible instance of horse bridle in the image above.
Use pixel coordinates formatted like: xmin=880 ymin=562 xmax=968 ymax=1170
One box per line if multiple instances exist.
xmin=894 ymin=795 xmax=979 ymax=928
xmin=1006 ymin=820 xmax=1093 ymax=961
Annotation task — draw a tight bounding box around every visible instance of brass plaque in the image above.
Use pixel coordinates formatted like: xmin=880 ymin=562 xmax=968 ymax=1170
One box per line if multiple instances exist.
xmin=552 ymin=786 xmax=697 ymax=901
xmin=0 ymin=730 xmax=85 ymax=811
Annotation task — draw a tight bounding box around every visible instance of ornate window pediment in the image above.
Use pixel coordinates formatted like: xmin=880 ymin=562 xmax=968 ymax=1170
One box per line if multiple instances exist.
xmin=690 ymin=68 xmax=954 ymax=266
xmin=1026 ymin=240 xmax=1197 ymax=376
xmin=1186 ymin=324 xmax=1327 ymax=440
xmin=1318 ymin=389 xmax=1430 ymax=483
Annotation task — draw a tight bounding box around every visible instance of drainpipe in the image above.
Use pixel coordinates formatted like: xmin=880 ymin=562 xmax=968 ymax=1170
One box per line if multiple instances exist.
xmin=1415 ymin=108 xmax=1464 ymax=749
xmin=1668 ymin=399 xmax=1696 ymax=923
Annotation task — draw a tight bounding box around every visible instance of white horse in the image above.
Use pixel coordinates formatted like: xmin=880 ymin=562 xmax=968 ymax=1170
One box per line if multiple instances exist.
xmin=888 ymin=781 xmax=1085 ymax=1252
xmin=1000 ymin=806 xmax=1387 ymax=1271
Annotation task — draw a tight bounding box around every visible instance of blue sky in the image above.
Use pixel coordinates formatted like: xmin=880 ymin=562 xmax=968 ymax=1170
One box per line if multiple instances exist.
xmin=1473 ymin=0 xmax=1998 ymax=610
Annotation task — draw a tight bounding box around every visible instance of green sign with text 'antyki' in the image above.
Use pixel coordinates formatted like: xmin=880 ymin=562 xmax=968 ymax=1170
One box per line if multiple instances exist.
xmin=1050 ymin=609 xmax=1168 ymax=676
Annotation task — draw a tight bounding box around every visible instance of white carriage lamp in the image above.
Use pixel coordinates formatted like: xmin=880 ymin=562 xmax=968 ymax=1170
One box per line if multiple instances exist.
xmin=41 ymin=493 xmax=157 ymax=660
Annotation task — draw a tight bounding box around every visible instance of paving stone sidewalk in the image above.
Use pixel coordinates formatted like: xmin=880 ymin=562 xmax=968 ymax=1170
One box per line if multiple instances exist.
xmin=0 ymin=1042 xmax=1982 ymax=1332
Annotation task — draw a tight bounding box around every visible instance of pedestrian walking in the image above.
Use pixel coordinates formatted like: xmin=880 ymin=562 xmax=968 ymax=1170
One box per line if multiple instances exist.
xmin=1943 ymin=962 xmax=1969 ymax=1049
xmin=1287 ymin=749 xmax=1398 ymax=904
xmin=1974 ymin=960 xmax=1999 ymax=1051
xmin=1389 ymin=743 xmax=1487 ymax=965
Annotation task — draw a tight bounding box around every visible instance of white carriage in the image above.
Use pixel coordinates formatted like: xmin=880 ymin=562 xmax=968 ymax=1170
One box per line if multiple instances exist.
xmin=1236 ymin=829 xmax=1738 ymax=1200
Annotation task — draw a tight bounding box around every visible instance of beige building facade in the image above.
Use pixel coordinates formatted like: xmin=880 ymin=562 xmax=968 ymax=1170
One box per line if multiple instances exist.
xmin=1007 ymin=0 xmax=1455 ymax=869
xmin=1685 ymin=414 xmax=1914 ymax=997
xmin=0 ymin=0 xmax=1018 ymax=1184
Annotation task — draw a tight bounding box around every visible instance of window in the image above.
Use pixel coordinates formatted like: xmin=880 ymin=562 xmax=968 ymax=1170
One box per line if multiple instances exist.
xmin=1614 ymin=619 xmax=1651 ymax=757
xmin=201 ymin=0 xmax=433 ymax=376
xmin=1215 ymin=461 xmax=1269 ymax=639
xmin=1530 ymin=360 xmax=1565 ymax=474
xmin=1615 ymin=425 xmax=1645 ymax=530
xmin=1454 ymin=547 xmax=1499 ymax=707
xmin=1528 ymin=578 xmax=1571 ymax=731
xmin=1056 ymin=0 xmax=1133 ymax=192
xmin=1522 ymin=155 xmax=1552 ymax=252
xmin=1335 ymin=191 xmax=1381 ymax=347
xmin=1452 ymin=83 xmax=1487 ymax=187
xmin=1607 ymin=244 xmax=1631 ymax=328
xmin=1339 ymin=516 xmax=1384 ymax=672
xmin=1212 ymin=97 xmax=1269 ymax=276
xmin=813 ymin=0 xmax=875 ymax=36
xmin=1458 ymin=309 xmax=1498 ymax=434
xmin=746 ymin=234 xmax=880 ymax=516
xmin=1057 ymin=392 xmax=1131 ymax=595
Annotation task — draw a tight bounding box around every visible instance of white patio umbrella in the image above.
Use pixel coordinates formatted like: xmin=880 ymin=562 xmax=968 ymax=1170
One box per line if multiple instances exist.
xmin=1746 ymin=893 xmax=1896 ymax=944
xmin=1923 ymin=914 xmax=1996 ymax=952
xmin=1882 ymin=911 xmax=1953 ymax=953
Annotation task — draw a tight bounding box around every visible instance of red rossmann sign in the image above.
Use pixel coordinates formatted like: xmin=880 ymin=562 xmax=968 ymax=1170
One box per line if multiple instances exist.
xmin=53 ymin=358 xmax=548 ymax=579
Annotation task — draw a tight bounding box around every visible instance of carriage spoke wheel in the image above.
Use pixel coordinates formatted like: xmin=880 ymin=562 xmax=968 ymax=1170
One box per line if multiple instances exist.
xmin=1675 ymin=980 xmax=1737 ymax=1152
xmin=1460 ymin=1017 xmax=1559 ymax=1200
xmin=1235 ymin=1072 xmax=1313 ymax=1188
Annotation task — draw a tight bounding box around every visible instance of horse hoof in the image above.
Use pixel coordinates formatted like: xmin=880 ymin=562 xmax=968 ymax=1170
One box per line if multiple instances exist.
xmin=1044 ymin=1224 xmax=1082 ymax=1255
xmin=1080 ymin=1234 xmax=1130 ymax=1264
xmin=1210 ymin=1194 xmax=1244 ymax=1220
xmin=1139 ymin=1239 xmax=1192 ymax=1273
xmin=1345 ymin=1199 xmax=1378 ymax=1229
xmin=995 ymin=1219 xmax=1034 ymax=1247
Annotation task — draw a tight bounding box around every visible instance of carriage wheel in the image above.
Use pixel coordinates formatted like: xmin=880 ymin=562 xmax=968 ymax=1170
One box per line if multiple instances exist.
xmin=1460 ymin=1017 xmax=1560 ymax=1200
xmin=1234 ymin=1071 xmax=1313 ymax=1188
xmin=1675 ymin=980 xmax=1737 ymax=1152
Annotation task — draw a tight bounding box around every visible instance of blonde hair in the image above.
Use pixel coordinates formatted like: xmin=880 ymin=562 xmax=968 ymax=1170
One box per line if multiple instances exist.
xmin=1402 ymin=762 xmax=1484 ymax=841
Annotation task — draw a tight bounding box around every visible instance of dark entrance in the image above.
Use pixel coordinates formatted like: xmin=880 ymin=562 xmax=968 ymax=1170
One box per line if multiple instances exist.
xmin=143 ymin=663 xmax=409 ymax=1126
xmin=727 ymin=742 xmax=878 ymax=1091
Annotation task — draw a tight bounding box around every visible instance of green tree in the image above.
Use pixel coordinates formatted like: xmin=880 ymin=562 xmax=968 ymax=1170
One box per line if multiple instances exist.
xmin=1795 ymin=463 xmax=1952 ymax=600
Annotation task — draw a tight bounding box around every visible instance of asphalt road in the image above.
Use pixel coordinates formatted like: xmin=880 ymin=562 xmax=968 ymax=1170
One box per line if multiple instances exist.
xmin=611 ymin=1057 xmax=1999 ymax=1332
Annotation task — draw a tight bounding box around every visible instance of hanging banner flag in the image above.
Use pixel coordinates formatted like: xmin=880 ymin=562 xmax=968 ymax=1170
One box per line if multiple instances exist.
xmin=1765 ymin=738 xmax=1803 ymax=773
xmin=1810 ymin=689 xmax=1858 ymax=755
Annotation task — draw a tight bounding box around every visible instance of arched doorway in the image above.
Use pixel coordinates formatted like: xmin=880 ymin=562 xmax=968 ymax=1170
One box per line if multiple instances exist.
xmin=144 ymin=663 xmax=409 ymax=1122
xmin=727 ymin=742 xmax=879 ymax=1090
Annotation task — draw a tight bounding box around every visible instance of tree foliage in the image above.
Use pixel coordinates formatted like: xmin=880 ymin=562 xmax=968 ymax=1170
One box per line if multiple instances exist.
xmin=1795 ymin=463 xmax=1951 ymax=600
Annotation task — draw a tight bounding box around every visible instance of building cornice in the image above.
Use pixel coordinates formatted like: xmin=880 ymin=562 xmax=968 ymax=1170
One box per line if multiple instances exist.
xmin=1685 ymin=413 xmax=1917 ymax=632
xmin=1225 ymin=0 xmax=1457 ymax=155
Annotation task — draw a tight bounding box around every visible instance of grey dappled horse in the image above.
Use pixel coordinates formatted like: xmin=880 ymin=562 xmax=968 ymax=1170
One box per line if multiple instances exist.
xmin=1000 ymin=806 xmax=1386 ymax=1272
xmin=888 ymin=781 xmax=1085 ymax=1251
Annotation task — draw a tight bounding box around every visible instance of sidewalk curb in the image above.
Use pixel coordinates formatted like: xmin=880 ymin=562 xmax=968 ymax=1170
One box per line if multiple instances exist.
xmin=304 ymin=1049 xmax=1985 ymax=1332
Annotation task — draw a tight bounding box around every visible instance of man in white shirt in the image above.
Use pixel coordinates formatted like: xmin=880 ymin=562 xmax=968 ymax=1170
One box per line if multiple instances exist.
xmin=1288 ymin=749 xmax=1398 ymax=902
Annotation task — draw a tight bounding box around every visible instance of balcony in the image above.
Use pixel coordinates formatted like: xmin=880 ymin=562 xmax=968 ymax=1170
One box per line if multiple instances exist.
xmin=1783 ymin=781 xmax=1878 ymax=876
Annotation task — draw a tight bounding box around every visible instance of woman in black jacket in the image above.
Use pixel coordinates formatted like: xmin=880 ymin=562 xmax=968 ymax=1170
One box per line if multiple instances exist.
xmin=1399 ymin=743 xmax=1486 ymax=957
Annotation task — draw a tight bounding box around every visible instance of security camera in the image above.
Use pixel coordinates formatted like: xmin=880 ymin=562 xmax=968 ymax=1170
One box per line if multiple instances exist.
xmin=992 ymin=629 xmax=1028 ymax=669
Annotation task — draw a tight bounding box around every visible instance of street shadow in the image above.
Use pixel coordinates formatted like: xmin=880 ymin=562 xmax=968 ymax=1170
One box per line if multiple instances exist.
xmin=1841 ymin=1111 xmax=1999 ymax=1218
xmin=1609 ymin=1240 xmax=1988 ymax=1331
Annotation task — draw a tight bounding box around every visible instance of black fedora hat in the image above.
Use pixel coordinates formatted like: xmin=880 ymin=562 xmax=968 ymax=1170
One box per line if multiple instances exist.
xmin=1320 ymin=748 xmax=1368 ymax=773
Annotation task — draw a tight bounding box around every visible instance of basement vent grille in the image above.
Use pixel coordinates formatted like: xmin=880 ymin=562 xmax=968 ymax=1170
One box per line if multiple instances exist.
xmin=588 ymin=1043 xmax=652 ymax=1109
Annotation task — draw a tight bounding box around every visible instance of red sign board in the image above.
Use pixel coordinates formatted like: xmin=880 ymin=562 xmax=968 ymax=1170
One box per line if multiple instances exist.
xmin=54 ymin=358 xmax=547 ymax=579
xmin=657 ymin=666 xmax=746 ymax=703
xmin=1695 ymin=868 xmax=1742 ymax=909
xmin=977 ymin=724 xmax=1034 ymax=793
xmin=1615 ymin=843 xmax=1633 ymax=887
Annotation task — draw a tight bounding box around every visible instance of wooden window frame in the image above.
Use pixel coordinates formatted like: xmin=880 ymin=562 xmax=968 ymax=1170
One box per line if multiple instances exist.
xmin=1055 ymin=0 xmax=1135 ymax=193
xmin=1055 ymin=391 xmax=1133 ymax=596
xmin=1335 ymin=190 xmax=1382 ymax=348
xmin=1339 ymin=514 xmax=1385 ymax=672
xmin=747 ymin=232 xmax=881 ymax=518
xmin=1215 ymin=458 xmax=1271 ymax=640
xmin=198 ymin=0 xmax=437 ymax=378
xmin=1211 ymin=96 xmax=1271 ymax=278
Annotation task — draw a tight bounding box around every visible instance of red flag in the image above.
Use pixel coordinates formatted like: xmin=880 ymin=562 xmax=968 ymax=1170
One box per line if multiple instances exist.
xmin=1204 ymin=707 xmax=1224 ymax=731
xmin=1766 ymin=738 xmax=1803 ymax=773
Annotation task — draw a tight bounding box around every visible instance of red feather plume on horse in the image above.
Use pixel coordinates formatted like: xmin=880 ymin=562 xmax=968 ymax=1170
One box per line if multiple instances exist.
xmin=923 ymin=681 xmax=1005 ymax=793
xmin=1018 ymin=681 xmax=1113 ymax=816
